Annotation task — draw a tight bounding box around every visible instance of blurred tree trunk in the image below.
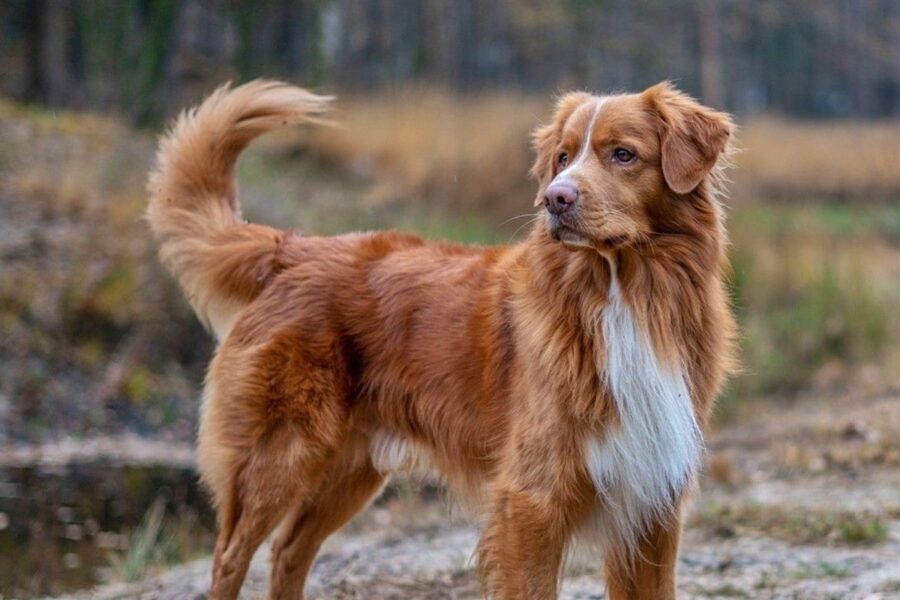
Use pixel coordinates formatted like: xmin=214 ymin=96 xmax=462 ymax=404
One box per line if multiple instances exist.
xmin=698 ymin=0 xmax=724 ymax=108
xmin=137 ymin=0 xmax=176 ymax=124
xmin=24 ymin=0 xmax=47 ymax=102
xmin=236 ymin=0 xmax=256 ymax=81
xmin=67 ymin=0 xmax=86 ymax=106
xmin=42 ymin=0 xmax=70 ymax=106
xmin=284 ymin=0 xmax=323 ymax=83
xmin=607 ymin=0 xmax=631 ymax=90
xmin=453 ymin=0 xmax=476 ymax=89
xmin=893 ymin=0 xmax=900 ymax=117
xmin=846 ymin=1 xmax=873 ymax=116
xmin=21 ymin=0 xmax=90 ymax=108
xmin=6 ymin=0 xmax=900 ymax=119
xmin=24 ymin=0 xmax=72 ymax=106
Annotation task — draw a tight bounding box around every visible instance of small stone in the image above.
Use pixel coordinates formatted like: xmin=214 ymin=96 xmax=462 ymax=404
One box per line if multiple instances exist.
xmin=808 ymin=455 xmax=827 ymax=473
xmin=57 ymin=505 xmax=75 ymax=522
xmin=63 ymin=552 xmax=81 ymax=569
xmin=84 ymin=518 xmax=99 ymax=535
xmin=842 ymin=419 xmax=874 ymax=441
xmin=95 ymin=531 xmax=121 ymax=549
xmin=64 ymin=523 xmax=84 ymax=541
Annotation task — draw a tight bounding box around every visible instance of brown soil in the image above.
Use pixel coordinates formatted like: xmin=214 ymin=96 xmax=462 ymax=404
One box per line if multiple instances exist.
xmin=58 ymin=388 xmax=900 ymax=599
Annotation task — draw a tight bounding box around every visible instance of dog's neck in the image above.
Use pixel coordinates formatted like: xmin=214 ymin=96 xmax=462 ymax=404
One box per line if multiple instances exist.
xmin=525 ymin=208 xmax=725 ymax=308
xmin=520 ymin=188 xmax=731 ymax=421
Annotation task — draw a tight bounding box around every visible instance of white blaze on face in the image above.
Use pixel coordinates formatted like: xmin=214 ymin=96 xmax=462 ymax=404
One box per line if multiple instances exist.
xmin=550 ymin=96 xmax=609 ymax=189
xmin=585 ymin=259 xmax=702 ymax=552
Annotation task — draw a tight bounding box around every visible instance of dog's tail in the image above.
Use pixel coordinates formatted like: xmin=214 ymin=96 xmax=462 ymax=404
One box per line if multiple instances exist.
xmin=147 ymin=80 xmax=331 ymax=339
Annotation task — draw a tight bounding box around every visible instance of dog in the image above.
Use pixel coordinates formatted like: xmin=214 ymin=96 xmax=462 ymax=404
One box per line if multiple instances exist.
xmin=147 ymin=80 xmax=736 ymax=599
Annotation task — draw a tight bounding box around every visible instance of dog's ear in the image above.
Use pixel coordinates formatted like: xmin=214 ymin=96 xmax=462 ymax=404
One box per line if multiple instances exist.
xmin=530 ymin=92 xmax=591 ymax=206
xmin=644 ymin=82 xmax=734 ymax=195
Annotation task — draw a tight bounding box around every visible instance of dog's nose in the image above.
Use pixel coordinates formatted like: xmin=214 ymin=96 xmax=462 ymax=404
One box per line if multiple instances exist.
xmin=544 ymin=183 xmax=578 ymax=215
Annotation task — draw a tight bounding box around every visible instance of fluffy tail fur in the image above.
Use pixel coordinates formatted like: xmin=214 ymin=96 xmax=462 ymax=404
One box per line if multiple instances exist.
xmin=147 ymin=80 xmax=331 ymax=339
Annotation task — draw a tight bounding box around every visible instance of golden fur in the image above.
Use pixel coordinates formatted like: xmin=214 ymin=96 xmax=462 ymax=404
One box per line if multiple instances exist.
xmin=147 ymin=80 xmax=736 ymax=599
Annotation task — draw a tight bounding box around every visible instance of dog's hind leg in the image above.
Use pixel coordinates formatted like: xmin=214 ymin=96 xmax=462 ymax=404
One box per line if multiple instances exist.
xmin=203 ymin=337 xmax=353 ymax=599
xmin=268 ymin=443 xmax=385 ymax=599
xmin=208 ymin=421 xmax=351 ymax=599
xmin=208 ymin=431 xmax=302 ymax=600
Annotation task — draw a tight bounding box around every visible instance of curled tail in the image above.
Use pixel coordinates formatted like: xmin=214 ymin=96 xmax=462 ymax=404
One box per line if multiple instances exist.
xmin=147 ymin=80 xmax=331 ymax=339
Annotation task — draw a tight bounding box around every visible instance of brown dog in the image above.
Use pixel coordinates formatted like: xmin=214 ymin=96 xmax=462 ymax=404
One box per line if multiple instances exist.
xmin=147 ymin=80 xmax=736 ymax=599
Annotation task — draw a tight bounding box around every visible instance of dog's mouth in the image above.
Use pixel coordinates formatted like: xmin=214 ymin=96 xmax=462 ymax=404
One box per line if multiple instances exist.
xmin=549 ymin=225 xmax=582 ymax=243
xmin=549 ymin=224 xmax=628 ymax=250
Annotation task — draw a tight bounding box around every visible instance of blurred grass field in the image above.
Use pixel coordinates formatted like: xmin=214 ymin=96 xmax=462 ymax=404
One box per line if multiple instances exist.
xmin=1 ymin=89 xmax=898 ymax=444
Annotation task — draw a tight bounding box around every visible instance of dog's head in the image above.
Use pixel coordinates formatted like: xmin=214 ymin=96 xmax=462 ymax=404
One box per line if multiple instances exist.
xmin=531 ymin=82 xmax=734 ymax=251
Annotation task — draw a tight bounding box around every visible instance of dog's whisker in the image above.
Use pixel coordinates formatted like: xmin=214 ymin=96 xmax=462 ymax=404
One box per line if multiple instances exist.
xmin=508 ymin=216 xmax=541 ymax=242
xmin=498 ymin=212 xmax=541 ymax=227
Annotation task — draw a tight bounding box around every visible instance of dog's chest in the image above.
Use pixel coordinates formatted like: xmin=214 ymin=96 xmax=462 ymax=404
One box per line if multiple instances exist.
xmin=584 ymin=272 xmax=702 ymax=545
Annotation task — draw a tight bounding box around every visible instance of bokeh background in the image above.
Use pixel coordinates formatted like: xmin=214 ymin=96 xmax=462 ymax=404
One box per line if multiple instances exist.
xmin=1 ymin=1 xmax=898 ymax=598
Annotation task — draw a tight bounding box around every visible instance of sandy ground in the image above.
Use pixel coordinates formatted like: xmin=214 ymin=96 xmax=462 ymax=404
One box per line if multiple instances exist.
xmin=58 ymin=390 xmax=900 ymax=600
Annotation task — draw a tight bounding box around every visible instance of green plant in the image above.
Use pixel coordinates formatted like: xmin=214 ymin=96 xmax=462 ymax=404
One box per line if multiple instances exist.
xmin=107 ymin=498 xmax=171 ymax=582
xmin=692 ymin=502 xmax=890 ymax=547
xmin=725 ymin=203 xmax=896 ymax=401
xmin=106 ymin=498 xmax=209 ymax=583
xmin=700 ymin=584 xmax=750 ymax=597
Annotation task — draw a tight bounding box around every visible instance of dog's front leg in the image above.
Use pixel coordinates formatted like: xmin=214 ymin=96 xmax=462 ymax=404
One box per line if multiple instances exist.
xmin=476 ymin=489 xmax=571 ymax=600
xmin=602 ymin=503 xmax=683 ymax=600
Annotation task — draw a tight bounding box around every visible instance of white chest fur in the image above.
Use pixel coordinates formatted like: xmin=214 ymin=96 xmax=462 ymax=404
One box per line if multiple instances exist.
xmin=585 ymin=265 xmax=702 ymax=550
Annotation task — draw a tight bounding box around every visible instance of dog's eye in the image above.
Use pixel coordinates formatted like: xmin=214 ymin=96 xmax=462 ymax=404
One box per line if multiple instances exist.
xmin=613 ymin=148 xmax=636 ymax=164
xmin=557 ymin=152 xmax=569 ymax=167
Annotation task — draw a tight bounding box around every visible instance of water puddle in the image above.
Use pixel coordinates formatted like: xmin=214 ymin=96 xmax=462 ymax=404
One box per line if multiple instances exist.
xmin=0 ymin=461 xmax=215 ymax=598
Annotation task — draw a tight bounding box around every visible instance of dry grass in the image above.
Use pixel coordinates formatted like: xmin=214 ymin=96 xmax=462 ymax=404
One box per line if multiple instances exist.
xmin=770 ymin=406 xmax=900 ymax=475
xmin=726 ymin=203 xmax=899 ymax=398
xmin=0 ymin=98 xmax=209 ymax=440
xmin=313 ymin=89 xmax=544 ymax=209
xmin=691 ymin=502 xmax=890 ymax=546
xmin=106 ymin=498 xmax=212 ymax=584
xmin=273 ymin=88 xmax=900 ymax=215
xmin=271 ymin=88 xmax=545 ymax=214
xmin=730 ymin=204 xmax=900 ymax=394
xmin=734 ymin=118 xmax=900 ymax=201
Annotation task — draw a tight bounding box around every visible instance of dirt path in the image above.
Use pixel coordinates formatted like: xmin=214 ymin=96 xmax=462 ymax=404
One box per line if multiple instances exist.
xmin=59 ymin=391 xmax=900 ymax=599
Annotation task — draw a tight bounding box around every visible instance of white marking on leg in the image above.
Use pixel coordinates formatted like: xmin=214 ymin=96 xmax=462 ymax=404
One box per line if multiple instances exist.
xmin=369 ymin=432 xmax=434 ymax=476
